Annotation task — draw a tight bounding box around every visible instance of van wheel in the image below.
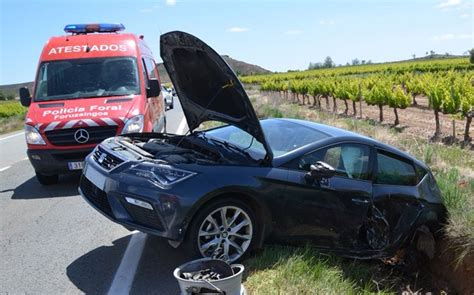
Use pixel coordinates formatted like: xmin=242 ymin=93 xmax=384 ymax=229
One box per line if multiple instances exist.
xmin=35 ymin=172 xmax=58 ymax=185
xmin=182 ymin=198 xmax=258 ymax=263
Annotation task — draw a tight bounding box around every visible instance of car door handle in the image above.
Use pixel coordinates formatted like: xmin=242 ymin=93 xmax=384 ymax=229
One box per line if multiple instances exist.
xmin=351 ymin=198 xmax=369 ymax=204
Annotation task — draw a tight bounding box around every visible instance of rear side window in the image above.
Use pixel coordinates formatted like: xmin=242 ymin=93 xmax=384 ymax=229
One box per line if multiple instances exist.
xmin=375 ymin=151 xmax=417 ymax=186
xmin=415 ymin=163 xmax=428 ymax=182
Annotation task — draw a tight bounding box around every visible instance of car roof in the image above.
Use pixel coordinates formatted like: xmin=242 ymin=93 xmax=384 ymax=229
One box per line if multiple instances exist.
xmin=273 ymin=118 xmax=373 ymax=139
xmin=267 ymin=118 xmax=425 ymax=168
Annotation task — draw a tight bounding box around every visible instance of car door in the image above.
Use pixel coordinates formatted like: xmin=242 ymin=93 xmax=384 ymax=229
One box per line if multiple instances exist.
xmin=279 ymin=143 xmax=373 ymax=249
xmin=371 ymin=149 xmax=423 ymax=249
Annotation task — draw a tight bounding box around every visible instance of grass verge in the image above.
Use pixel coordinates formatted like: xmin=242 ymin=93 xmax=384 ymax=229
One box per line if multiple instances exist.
xmin=0 ymin=114 xmax=25 ymax=135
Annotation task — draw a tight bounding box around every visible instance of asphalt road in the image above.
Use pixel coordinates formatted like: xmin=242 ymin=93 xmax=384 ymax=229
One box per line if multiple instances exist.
xmin=0 ymin=99 xmax=194 ymax=294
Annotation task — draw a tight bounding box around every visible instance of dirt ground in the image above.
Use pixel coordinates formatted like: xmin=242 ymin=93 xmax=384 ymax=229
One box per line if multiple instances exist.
xmin=291 ymin=93 xmax=473 ymax=142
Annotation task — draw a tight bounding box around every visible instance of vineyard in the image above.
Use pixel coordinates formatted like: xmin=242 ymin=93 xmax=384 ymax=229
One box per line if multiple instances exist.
xmin=241 ymin=57 xmax=474 ymax=142
xmin=0 ymin=100 xmax=27 ymax=118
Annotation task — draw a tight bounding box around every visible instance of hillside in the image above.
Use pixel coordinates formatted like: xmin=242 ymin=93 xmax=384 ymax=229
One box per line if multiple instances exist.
xmin=158 ymin=55 xmax=270 ymax=83
xmin=0 ymin=56 xmax=270 ymax=96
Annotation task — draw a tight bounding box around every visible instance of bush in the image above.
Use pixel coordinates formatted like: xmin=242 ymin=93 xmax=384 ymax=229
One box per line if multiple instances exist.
xmin=0 ymin=101 xmax=27 ymax=118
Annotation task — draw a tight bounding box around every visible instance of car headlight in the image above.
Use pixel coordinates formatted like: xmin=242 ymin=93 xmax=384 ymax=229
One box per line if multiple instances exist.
xmin=122 ymin=115 xmax=144 ymax=134
xmin=131 ymin=162 xmax=196 ymax=189
xmin=25 ymin=125 xmax=46 ymax=145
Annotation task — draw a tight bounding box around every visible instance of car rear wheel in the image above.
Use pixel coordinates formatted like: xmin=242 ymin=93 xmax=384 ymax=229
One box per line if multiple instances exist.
xmin=184 ymin=199 xmax=257 ymax=263
xmin=35 ymin=171 xmax=58 ymax=185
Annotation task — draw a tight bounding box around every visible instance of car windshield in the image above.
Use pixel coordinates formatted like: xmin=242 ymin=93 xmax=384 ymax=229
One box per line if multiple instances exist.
xmin=34 ymin=57 xmax=140 ymax=101
xmin=205 ymin=119 xmax=329 ymax=158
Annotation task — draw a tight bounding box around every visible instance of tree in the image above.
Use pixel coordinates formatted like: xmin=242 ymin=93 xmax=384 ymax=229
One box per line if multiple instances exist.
xmin=346 ymin=79 xmax=363 ymax=117
xmin=352 ymin=58 xmax=360 ymax=66
xmin=456 ymin=76 xmax=474 ymax=141
xmin=388 ymin=85 xmax=411 ymax=125
xmin=405 ymin=74 xmax=424 ymax=106
xmin=412 ymin=54 xmax=416 ymax=59
xmin=0 ymin=90 xmax=5 ymax=101
xmin=323 ymin=56 xmax=334 ymax=68
xmin=6 ymin=94 xmax=15 ymax=100
xmin=469 ymin=48 xmax=474 ymax=64
xmin=365 ymin=80 xmax=390 ymax=122
xmin=426 ymin=78 xmax=447 ymax=138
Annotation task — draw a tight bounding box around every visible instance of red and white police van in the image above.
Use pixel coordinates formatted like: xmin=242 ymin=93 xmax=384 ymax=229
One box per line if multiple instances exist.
xmin=20 ymin=23 xmax=166 ymax=185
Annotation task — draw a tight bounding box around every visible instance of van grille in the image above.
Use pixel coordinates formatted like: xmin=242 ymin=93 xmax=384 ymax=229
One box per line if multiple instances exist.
xmin=45 ymin=126 xmax=118 ymax=146
xmin=92 ymin=147 xmax=124 ymax=170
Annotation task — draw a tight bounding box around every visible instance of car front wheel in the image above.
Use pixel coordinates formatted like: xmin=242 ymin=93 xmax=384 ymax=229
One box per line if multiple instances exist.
xmin=184 ymin=199 xmax=257 ymax=263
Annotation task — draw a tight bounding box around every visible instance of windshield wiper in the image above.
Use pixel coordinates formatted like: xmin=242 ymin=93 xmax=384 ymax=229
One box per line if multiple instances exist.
xmin=207 ymin=137 xmax=255 ymax=162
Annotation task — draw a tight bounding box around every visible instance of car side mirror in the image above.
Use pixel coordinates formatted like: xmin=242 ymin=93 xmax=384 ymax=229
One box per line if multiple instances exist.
xmin=305 ymin=161 xmax=336 ymax=182
xmin=19 ymin=87 xmax=32 ymax=107
xmin=146 ymin=79 xmax=161 ymax=98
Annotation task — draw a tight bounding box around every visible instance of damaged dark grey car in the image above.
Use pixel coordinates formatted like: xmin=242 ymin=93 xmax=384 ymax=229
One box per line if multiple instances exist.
xmin=79 ymin=31 xmax=446 ymax=262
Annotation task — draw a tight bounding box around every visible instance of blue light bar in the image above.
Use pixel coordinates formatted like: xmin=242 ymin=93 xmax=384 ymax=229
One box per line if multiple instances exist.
xmin=64 ymin=23 xmax=125 ymax=34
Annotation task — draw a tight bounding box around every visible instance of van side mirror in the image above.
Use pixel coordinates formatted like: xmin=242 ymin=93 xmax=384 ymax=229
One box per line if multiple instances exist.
xmin=19 ymin=87 xmax=32 ymax=107
xmin=146 ymin=79 xmax=161 ymax=98
xmin=305 ymin=161 xmax=336 ymax=182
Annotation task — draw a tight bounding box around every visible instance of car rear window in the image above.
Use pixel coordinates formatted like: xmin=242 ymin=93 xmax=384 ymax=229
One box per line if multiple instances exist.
xmin=375 ymin=150 xmax=417 ymax=186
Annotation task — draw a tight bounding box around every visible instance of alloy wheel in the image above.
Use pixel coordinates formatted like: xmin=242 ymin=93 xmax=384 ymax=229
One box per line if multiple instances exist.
xmin=197 ymin=205 xmax=253 ymax=262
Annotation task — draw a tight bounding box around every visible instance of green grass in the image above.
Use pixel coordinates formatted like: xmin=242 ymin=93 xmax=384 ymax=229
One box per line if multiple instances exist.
xmin=243 ymin=246 xmax=422 ymax=294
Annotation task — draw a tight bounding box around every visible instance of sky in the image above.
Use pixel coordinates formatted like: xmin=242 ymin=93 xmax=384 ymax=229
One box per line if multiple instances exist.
xmin=0 ymin=0 xmax=472 ymax=85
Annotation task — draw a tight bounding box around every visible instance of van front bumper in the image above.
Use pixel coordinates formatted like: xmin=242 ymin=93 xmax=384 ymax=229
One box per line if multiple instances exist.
xmin=27 ymin=148 xmax=94 ymax=175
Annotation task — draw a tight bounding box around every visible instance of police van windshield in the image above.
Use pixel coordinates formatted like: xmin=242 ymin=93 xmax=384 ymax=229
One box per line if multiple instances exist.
xmin=34 ymin=57 xmax=140 ymax=101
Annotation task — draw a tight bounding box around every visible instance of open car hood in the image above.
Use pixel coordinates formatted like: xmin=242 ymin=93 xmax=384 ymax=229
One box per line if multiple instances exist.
xmin=160 ymin=31 xmax=273 ymax=163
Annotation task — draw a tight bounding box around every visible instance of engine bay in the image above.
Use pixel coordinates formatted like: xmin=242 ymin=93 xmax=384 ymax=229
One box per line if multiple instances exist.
xmin=120 ymin=132 xmax=252 ymax=165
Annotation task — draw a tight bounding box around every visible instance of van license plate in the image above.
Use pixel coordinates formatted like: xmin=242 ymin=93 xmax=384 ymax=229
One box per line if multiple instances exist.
xmin=68 ymin=161 xmax=84 ymax=170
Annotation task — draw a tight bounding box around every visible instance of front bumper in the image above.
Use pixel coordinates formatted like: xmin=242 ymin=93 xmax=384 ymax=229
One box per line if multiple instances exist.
xmin=78 ymin=155 xmax=187 ymax=241
xmin=27 ymin=148 xmax=94 ymax=175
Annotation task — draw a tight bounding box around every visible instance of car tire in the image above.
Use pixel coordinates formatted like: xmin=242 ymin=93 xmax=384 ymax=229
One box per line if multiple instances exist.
xmin=182 ymin=198 xmax=258 ymax=263
xmin=35 ymin=172 xmax=58 ymax=185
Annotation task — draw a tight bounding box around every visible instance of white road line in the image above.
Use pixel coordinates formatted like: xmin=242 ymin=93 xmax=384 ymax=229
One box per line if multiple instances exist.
xmin=176 ymin=117 xmax=187 ymax=135
xmin=0 ymin=166 xmax=11 ymax=172
xmin=107 ymin=232 xmax=147 ymax=295
xmin=0 ymin=131 xmax=24 ymax=141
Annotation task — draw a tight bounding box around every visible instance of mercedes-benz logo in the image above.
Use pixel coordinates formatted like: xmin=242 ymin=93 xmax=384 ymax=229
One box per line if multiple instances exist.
xmin=74 ymin=129 xmax=90 ymax=144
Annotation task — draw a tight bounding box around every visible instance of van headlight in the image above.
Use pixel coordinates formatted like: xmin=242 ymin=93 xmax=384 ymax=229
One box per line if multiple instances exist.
xmin=131 ymin=163 xmax=196 ymax=189
xmin=122 ymin=115 xmax=144 ymax=134
xmin=25 ymin=125 xmax=46 ymax=145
